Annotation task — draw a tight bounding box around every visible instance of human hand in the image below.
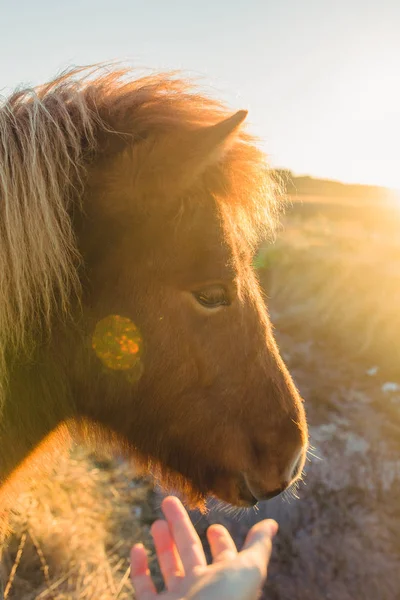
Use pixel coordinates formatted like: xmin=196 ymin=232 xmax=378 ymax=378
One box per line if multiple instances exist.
xmin=131 ymin=496 xmax=278 ymax=600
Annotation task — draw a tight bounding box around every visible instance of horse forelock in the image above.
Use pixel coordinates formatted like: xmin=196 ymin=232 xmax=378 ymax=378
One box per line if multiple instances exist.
xmin=0 ymin=63 xmax=283 ymax=411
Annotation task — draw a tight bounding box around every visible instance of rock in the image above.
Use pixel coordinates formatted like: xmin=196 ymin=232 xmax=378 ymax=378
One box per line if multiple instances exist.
xmin=382 ymin=382 xmax=400 ymax=393
xmin=366 ymin=366 xmax=379 ymax=376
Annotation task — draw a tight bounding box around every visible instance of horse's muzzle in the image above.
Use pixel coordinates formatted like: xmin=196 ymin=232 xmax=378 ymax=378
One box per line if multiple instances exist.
xmin=241 ymin=446 xmax=306 ymax=503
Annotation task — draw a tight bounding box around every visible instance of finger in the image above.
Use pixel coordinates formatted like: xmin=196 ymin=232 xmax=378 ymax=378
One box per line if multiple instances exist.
xmin=130 ymin=544 xmax=156 ymax=600
xmin=151 ymin=519 xmax=184 ymax=589
xmin=206 ymin=524 xmax=238 ymax=563
xmin=241 ymin=519 xmax=278 ymax=575
xmin=161 ymin=496 xmax=207 ymax=571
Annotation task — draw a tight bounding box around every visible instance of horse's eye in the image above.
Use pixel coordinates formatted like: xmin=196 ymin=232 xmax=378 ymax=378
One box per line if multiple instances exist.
xmin=193 ymin=285 xmax=230 ymax=309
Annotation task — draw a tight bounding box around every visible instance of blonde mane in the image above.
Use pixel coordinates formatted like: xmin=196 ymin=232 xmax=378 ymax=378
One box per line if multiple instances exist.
xmin=0 ymin=65 xmax=281 ymax=408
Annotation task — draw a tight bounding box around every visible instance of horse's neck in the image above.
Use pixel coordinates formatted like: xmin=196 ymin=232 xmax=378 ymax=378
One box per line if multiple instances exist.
xmin=0 ymin=351 xmax=74 ymax=494
xmin=0 ymin=339 xmax=76 ymax=560
xmin=0 ymin=422 xmax=72 ymax=568
xmin=0 ymin=423 xmax=72 ymax=546
xmin=0 ymin=546 xmax=4 ymax=600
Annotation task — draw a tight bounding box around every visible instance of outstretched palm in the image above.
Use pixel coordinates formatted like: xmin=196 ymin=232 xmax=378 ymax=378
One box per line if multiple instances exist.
xmin=131 ymin=496 xmax=278 ymax=600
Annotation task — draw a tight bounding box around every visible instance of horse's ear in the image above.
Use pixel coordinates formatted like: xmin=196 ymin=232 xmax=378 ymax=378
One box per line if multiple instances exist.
xmin=164 ymin=109 xmax=248 ymax=193
xmin=90 ymin=110 xmax=248 ymax=216
xmin=188 ymin=109 xmax=248 ymax=167
xmin=132 ymin=109 xmax=248 ymax=197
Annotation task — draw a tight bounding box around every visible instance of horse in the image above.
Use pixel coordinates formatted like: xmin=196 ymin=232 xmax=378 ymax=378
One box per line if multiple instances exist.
xmin=0 ymin=65 xmax=308 ymax=529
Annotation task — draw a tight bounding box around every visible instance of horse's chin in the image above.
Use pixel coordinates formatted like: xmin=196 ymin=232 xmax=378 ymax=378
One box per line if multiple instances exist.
xmin=127 ymin=454 xmax=209 ymax=511
xmin=128 ymin=455 xmax=253 ymax=510
xmin=71 ymin=423 xmax=255 ymax=510
xmin=141 ymin=461 xmax=259 ymax=510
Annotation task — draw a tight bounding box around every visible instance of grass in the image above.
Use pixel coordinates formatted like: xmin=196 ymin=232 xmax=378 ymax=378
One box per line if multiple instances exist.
xmin=1 ymin=447 xmax=158 ymax=599
xmin=257 ymin=196 xmax=400 ymax=377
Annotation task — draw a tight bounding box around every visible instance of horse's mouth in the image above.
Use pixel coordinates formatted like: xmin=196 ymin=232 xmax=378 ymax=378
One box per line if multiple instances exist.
xmin=236 ymin=473 xmax=259 ymax=506
xmin=243 ymin=473 xmax=284 ymax=502
xmin=213 ymin=472 xmax=284 ymax=508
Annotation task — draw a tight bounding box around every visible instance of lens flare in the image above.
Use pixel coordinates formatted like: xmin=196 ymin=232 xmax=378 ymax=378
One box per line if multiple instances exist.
xmin=92 ymin=315 xmax=143 ymax=373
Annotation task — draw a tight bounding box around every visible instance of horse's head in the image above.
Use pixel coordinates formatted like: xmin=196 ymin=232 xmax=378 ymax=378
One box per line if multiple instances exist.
xmin=0 ymin=67 xmax=307 ymax=508
xmin=75 ymin=86 xmax=308 ymax=507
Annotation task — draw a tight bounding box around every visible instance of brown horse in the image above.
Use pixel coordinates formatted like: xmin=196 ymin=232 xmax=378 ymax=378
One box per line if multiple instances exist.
xmin=0 ymin=66 xmax=307 ymax=521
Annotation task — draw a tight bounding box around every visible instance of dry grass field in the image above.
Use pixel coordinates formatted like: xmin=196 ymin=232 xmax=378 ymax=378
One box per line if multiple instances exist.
xmin=1 ymin=194 xmax=400 ymax=599
xmin=258 ymin=194 xmax=400 ymax=378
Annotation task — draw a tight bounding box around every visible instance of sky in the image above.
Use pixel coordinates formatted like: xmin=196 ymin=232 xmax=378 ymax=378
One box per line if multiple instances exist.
xmin=1 ymin=0 xmax=399 ymax=189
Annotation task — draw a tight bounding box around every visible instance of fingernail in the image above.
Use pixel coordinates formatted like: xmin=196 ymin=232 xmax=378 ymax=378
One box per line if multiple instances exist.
xmin=269 ymin=520 xmax=279 ymax=537
xmin=132 ymin=543 xmax=144 ymax=551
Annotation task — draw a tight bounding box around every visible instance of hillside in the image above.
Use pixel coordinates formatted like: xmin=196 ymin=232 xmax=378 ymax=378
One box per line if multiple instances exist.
xmin=275 ymin=170 xmax=397 ymax=203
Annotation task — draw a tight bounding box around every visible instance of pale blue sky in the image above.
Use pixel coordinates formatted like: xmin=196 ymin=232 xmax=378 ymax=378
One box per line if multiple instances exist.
xmin=1 ymin=0 xmax=399 ymax=188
